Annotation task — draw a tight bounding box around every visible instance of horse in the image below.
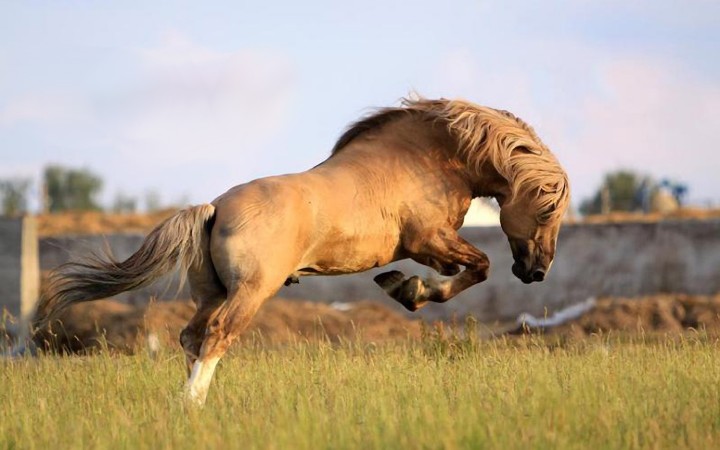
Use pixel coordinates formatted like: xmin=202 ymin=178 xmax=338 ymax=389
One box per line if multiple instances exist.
xmin=33 ymin=97 xmax=570 ymax=405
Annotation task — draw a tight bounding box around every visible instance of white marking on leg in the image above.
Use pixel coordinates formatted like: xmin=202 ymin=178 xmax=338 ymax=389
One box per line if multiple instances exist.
xmin=184 ymin=356 xmax=220 ymax=406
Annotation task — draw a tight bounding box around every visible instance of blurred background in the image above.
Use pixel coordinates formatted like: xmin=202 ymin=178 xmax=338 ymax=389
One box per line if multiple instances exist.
xmin=1 ymin=1 xmax=719 ymax=351
xmin=1 ymin=0 xmax=719 ymax=214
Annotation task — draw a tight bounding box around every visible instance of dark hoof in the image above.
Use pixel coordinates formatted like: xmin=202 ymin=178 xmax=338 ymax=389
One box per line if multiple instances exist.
xmin=374 ymin=270 xmax=405 ymax=290
xmin=399 ymin=299 xmax=421 ymax=312
xmin=376 ymin=271 xmax=430 ymax=312
xmin=284 ymin=275 xmax=300 ymax=286
xmin=398 ymin=297 xmax=429 ymax=312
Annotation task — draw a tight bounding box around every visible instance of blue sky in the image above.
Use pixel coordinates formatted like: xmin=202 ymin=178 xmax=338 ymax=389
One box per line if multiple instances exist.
xmin=1 ymin=0 xmax=718 ymax=210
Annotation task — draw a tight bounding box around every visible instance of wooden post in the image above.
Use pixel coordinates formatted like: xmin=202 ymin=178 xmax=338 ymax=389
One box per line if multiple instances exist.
xmin=0 ymin=216 xmax=39 ymax=336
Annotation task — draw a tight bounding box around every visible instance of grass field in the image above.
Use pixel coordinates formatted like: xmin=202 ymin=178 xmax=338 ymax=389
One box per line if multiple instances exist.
xmin=2 ymin=331 xmax=720 ymax=450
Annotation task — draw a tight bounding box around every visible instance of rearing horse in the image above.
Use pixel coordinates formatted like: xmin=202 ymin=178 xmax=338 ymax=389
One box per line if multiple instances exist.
xmin=34 ymin=98 xmax=570 ymax=405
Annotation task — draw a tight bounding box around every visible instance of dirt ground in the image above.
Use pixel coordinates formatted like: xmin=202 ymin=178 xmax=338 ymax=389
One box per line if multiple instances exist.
xmin=32 ymin=298 xmax=422 ymax=353
xmin=26 ymin=293 xmax=720 ymax=354
xmin=513 ymin=293 xmax=720 ymax=338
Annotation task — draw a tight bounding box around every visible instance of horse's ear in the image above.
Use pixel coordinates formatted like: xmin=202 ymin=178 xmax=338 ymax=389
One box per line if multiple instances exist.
xmin=516 ymin=145 xmax=542 ymax=156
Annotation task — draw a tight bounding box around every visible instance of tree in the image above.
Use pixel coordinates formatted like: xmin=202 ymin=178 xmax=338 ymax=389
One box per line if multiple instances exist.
xmin=44 ymin=165 xmax=103 ymax=212
xmin=112 ymin=192 xmax=138 ymax=213
xmin=0 ymin=178 xmax=32 ymax=217
xmin=144 ymin=190 xmax=162 ymax=212
xmin=579 ymin=170 xmax=648 ymax=215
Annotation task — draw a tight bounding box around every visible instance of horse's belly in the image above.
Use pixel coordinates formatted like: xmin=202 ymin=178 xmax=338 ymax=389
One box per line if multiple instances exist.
xmin=296 ymin=233 xmax=399 ymax=276
xmin=295 ymin=260 xmax=378 ymax=277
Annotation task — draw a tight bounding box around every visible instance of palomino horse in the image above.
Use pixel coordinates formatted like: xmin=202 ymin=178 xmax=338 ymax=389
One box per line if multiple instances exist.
xmin=34 ymin=98 xmax=570 ymax=405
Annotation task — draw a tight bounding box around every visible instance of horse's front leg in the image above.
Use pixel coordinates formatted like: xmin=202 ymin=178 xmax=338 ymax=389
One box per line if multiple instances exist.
xmin=374 ymin=228 xmax=489 ymax=311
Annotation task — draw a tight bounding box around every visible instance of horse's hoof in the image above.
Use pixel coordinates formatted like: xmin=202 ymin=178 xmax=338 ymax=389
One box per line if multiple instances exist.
xmin=374 ymin=270 xmax=405 ymax=291
xmin=399 ymin=296 xmax=428 ymax=313
xmin=399 ymin=299 xmax=421 ymax=312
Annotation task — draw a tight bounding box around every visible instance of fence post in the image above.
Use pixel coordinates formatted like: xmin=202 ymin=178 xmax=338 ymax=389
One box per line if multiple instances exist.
xmin=0 ymin=216 xmax=39 ymax=337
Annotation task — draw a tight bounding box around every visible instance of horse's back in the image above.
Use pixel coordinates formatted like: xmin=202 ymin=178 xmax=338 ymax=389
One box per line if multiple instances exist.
xmin=207 ymin=169 xmax=405 ymax=288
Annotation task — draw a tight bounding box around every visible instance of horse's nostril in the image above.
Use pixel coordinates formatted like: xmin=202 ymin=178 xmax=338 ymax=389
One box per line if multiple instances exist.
xmin=532 ymin=269 xmax=545 ymax=282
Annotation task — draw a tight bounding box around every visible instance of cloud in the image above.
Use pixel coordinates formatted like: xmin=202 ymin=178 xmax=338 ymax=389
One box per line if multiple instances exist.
xmin=0 ymin=94 xmax=89 ymax=126
xmin=572 ymin=57 xmax=720 ymax=193
xmin=431 ymin=43 xmax=720 ymax=205
xmin=98 ymin=31 xmax=297 ymax=164
xmin=0 ymin=31 xmax=297 ymax=205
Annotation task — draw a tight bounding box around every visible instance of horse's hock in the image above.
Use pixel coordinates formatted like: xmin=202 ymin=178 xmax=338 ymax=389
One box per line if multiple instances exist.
xmin=0 ymin=216 xmax=40 ymax=327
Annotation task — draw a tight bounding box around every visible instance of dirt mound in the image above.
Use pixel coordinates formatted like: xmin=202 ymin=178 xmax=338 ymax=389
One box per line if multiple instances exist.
xmin=29 ymin=292 xmax=720 ymax=353
xmin=34 ymin=298 xmax=421 ymax=353
xmin=516 ymin=294 xmax=720 ymax=338
xmin=580 ymin=208 xmax=720 ymax=224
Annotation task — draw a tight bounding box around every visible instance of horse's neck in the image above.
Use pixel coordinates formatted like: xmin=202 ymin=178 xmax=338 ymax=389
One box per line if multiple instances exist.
xmin=469 ymin=165 xmax=511 ymax=203
xmin=393 ymin=116 xmax=512 ymax=203
xmin=322 ymin=115 xmax=512 ymax=206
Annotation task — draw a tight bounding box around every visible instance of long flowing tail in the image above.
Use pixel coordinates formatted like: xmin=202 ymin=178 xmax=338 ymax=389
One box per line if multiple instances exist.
xmin=33 ymin=204 xmax=216 ymax=329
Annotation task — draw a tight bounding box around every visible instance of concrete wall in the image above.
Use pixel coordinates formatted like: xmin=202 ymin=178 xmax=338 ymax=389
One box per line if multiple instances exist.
xmin=277 ymin=220 xmax=720 ymax=321
xmin=36 ymin=219 xmax=720 ymax=322
xmin=0 ymin=217 xmax=39 ymax=322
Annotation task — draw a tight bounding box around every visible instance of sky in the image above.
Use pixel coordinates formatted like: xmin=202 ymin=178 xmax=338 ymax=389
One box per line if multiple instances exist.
xmin=1 ymin=0 xmax=719 ymax=211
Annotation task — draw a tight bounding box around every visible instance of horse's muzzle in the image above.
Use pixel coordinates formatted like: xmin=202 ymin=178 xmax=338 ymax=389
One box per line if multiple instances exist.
xmin=512 ymin=261 xmax=543 ymax=284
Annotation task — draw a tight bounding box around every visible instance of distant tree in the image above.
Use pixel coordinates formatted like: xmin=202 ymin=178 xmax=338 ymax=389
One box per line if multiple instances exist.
xmin=0 ymin=178 xmax=32 ymax=217
xmin=44 ymin=165 xmax=103 ymax=212
xmin=580 ymin=170 xmax=648 ymax=215
xmin=144 ymin=190 xmax=162 ymax=212
xmin=112 ymin=192 xmax=138 ymax=214
xmin=170 ymin=194 xmax=190 ymax=209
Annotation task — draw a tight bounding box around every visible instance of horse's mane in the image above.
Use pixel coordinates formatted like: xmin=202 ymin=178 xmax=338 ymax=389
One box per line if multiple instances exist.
xmin=332 ymin=97 xmax=570 ymax=223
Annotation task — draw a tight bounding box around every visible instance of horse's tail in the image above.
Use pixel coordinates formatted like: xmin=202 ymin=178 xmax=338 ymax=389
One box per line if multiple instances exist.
xmin=33 ymin=204 xmax=216 ymax=329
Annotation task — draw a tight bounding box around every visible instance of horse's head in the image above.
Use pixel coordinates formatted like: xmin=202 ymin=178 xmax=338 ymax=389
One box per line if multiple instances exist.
xmin=499 ymin=182 xmax=569 ymax=284
xmin=393 ymin=97 xmax=571 ymax=282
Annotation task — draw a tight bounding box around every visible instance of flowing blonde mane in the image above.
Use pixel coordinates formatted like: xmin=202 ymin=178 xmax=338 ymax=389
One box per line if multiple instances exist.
xmin=332 ymin=97 xmax=570 ymax=223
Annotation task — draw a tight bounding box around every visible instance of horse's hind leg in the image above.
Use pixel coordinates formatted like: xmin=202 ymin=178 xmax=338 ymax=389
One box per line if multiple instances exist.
xmin=179 ymin=226 xmax=226 ymax=375
xmin=180 ymin=293 xmax=223 ymax=376
xmin=184 ymin=284 xmax=268 ymax=406
xmin=375 ymin=227 xmax=489 ymax=311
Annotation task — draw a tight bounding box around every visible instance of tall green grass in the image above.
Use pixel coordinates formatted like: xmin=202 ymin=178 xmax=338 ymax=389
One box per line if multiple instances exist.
xmin=2 ymin=332 xmax=719 ymax=449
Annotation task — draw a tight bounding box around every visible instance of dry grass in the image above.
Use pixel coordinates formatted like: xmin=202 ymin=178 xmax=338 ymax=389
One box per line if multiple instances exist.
xmin=36 ymin=210 xmax=176 ymax=237
xmin=579 ymin=207 xmax=720 ymax=224
xmin=2 ymin=332 xmax=720 ymax=449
